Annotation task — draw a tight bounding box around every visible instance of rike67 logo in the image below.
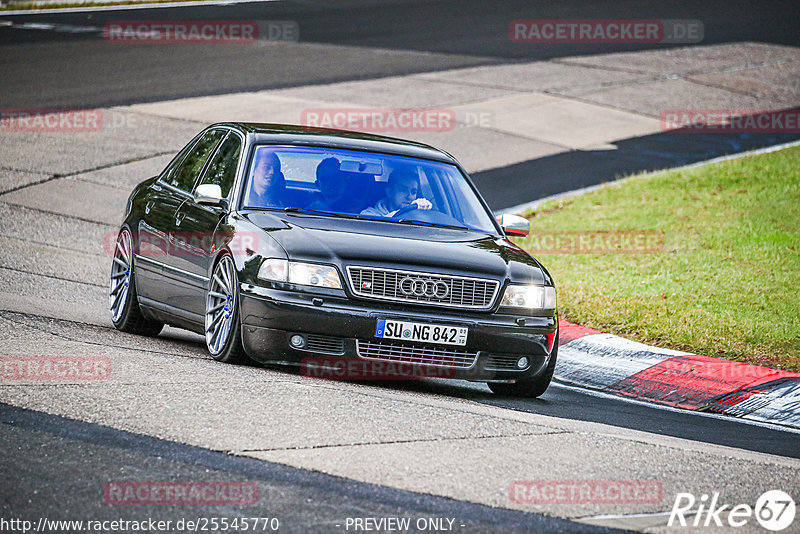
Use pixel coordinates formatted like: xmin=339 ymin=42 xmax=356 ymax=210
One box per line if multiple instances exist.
xmin=669 ymin=490 xmax=795 ymax=531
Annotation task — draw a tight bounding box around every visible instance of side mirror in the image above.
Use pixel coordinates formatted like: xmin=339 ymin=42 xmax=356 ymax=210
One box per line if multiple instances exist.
xmin=498 ymin=213 xmax=530 ymax=237
xmin=194 ymin=184 xmax=224 ymax=206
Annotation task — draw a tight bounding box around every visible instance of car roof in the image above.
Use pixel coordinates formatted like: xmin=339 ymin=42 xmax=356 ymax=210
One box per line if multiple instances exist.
xmin=214 ymin=122 xmax=459 ymax=164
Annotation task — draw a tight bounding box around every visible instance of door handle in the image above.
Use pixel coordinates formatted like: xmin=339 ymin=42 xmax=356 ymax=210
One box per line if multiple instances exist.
xmin=175 ymin=212 xmax=185 ymax=226
xmin=145 ymin=201 xmax=154 ymax=214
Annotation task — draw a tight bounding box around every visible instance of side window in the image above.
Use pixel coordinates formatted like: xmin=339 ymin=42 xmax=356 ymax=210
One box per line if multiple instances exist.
xmin=195 ymin=133 xmax=242 ymax=198
xmin=158 ymin=133 xmax=201 ymax=184
xmin=163 ymin=130 xmax=225 ymax=192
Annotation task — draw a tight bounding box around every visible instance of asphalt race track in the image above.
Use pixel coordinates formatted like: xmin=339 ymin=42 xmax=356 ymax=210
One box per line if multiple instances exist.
xmin=1 ymin=1 xmax=799 ymax=532
xmin=2 ymin=0 xmax=799 ymax=108
xmin=1 ymin=403 xmax=610 ymax=534
xmin=3 ymin=1 xmax=799 ymax=207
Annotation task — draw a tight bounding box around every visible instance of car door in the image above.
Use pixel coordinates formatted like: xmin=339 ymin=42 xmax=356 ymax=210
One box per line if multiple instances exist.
xmin=134 ymin=132 xmax=203 ymax=303
xmin=153 ymin=128 xmax=227 ymax=317
xmin=169 ymin=130 xmax=243 ymax=318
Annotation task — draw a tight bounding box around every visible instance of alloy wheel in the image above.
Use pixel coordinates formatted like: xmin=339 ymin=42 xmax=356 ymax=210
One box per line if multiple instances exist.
xmin=109 ymin=229 xmax=132 ymax=322
xmin=205 ymin=255 xmax=237 ymax=355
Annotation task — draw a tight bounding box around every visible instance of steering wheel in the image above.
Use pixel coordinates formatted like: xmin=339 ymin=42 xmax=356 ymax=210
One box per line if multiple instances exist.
xmin=391 ymin=203 xmax=419 ymax=218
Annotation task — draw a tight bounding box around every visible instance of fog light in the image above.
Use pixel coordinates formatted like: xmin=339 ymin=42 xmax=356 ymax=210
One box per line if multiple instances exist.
xmin=290 ymin=335 xmax=305 ymax=348
xmin=517 ymin=357 xmax=529 ymax=369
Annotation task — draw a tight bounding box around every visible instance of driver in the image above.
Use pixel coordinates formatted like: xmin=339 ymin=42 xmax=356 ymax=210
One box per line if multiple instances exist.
xmin=361 ymin=168 xmax=432 ymax=217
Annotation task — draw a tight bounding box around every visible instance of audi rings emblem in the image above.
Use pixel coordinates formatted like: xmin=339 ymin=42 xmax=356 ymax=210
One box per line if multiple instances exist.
xmin=399 ymin=276 xmax=449 ymax=299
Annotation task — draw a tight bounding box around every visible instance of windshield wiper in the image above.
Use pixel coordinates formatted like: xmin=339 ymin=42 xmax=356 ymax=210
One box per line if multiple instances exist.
xmin=283 ymin=207 xmax=477 ymax=231
xmin=395 ymin=218 xmax=470 ymax=231
xmin=283 ymin=207 xmax=364 ymax=220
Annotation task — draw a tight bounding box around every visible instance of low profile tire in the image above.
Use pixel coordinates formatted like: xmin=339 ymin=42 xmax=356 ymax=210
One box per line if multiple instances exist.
xmin=205 ymin=254 xmax=248 ymax=364
xmin=488 ymin=343 xmax=558 ymax=398
xmin=109 ymin=228 xmax=164 ymax=337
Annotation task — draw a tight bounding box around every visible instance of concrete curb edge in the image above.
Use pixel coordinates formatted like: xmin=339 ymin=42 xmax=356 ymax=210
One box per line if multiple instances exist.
xmin=555 ymin=320 xmax=800 ymax=430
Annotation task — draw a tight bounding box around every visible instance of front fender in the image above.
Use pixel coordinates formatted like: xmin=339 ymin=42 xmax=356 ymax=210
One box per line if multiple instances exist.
xmin=207 ymin=214 xmax=288 ymax=286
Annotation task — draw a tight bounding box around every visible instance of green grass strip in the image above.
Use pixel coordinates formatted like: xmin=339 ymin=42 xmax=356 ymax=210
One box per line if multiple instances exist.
xmin=515 ymin=146 xmax=800 ymax=370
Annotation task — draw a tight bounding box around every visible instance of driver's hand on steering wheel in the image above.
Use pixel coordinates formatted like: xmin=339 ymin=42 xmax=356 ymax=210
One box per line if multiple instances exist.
xmin=411 ymin=198 xmax=432 ymax=210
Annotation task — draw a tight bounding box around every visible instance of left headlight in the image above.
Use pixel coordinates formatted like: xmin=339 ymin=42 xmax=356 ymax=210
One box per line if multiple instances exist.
xmin=258 ymin=259 xmax=342 ymax=290
xmin=500 ymin=284 xmax=556 ymax=311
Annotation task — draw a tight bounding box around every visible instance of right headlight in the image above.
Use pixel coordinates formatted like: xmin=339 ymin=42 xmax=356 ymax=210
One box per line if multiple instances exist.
xmin=257 ymin=259 xmax=342 ymax=290
xmin=500 ymin=284 xmax=556 ymax=311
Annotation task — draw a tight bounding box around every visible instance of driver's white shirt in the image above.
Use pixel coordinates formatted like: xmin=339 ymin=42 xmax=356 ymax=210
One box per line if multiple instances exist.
xmin=360 ymin=198 xmax=395 ymax=217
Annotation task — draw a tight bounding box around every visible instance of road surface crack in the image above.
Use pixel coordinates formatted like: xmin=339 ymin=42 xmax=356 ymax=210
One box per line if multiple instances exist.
xmin=238 ymin=430 xmax=571 ymax=454
xmin=0 ymin=265 xmax=104 ymax=287
xmin=0 ymin=152 xmax=174 ymax=196
xmin=0 ymin=201 xmax=113 ymax=226
xmin=0 ymin=311 xmax=208 ymax=361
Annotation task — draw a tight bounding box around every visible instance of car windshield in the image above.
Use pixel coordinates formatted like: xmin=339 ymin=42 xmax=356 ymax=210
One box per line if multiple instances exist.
xmin=242 ymin=145 xmax=499 ymax=234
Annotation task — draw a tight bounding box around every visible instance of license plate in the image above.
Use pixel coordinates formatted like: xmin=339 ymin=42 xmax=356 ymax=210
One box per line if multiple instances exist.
xmin=375 ymin=319 xmax=468 ymax=346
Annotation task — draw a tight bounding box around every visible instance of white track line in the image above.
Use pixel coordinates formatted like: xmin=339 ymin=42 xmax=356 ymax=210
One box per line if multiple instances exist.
xmin=5 ymin=21 xmax=102 ymax=32
xmin=0 ymin=0 xmax=275 ymax=16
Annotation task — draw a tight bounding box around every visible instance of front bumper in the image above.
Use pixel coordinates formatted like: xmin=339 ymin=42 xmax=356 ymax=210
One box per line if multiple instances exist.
xmin=239 ymin=284 xmax=557 ymax=382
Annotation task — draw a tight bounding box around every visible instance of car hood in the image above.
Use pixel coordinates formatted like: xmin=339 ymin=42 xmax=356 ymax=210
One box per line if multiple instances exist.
xmin=243 ymin=211 xmax=547 ymax=284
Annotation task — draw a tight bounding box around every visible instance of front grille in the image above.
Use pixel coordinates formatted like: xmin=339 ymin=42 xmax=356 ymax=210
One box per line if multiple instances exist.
xmin=346 ymin=266 xmax=499 ymax=310
xmin=305 ymin=334 xmax=345 ymax=355
xmin=356 ymin=340 xmax=478 ymax=369
xmin=484 ymin=354 xmax=522 ymax=371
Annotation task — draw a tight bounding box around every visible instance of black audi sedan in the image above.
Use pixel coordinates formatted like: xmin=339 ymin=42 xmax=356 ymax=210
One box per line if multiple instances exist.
xmin=110 ymin=123 xmax=558 ymax=397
